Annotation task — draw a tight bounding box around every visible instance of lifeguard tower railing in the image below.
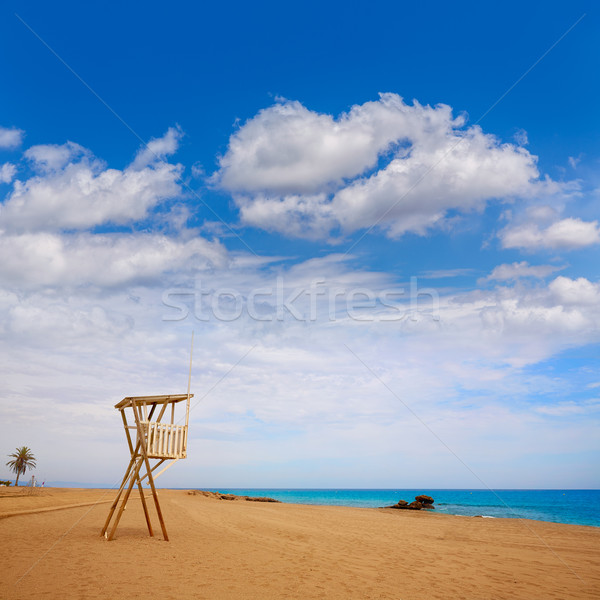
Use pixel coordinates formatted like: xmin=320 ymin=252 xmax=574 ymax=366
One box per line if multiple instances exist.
xmin=142 ymin=420 xmax=187 ymax=459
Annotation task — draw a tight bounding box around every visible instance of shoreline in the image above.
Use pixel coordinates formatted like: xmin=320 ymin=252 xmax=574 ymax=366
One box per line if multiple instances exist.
xmin=197 ymin=487 xmax=600 ymax=528
xmin=2 ymin=486 xmax=599 ymax=528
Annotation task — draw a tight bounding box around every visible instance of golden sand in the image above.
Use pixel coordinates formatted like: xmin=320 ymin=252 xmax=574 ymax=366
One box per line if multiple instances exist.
xmin=1 ymin=487 xmax=599 ymax=599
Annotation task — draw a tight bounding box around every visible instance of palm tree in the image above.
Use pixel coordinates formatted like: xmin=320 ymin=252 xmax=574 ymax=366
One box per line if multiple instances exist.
xmin=6 ymin=447 xmax=37 ymax=486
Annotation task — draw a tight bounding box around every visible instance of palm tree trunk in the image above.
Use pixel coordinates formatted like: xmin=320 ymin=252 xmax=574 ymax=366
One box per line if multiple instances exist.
xmin=15 ymin=472 xmax=20 ymax=486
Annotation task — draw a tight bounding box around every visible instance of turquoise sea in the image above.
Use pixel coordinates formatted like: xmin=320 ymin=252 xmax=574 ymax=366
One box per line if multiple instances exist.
xmin=201 ymin=489 xmax=600 ymax=527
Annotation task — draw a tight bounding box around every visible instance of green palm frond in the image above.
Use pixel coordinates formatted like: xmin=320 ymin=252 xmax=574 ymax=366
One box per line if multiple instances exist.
xmin=6 ymin=446 xmax=37 ymax=485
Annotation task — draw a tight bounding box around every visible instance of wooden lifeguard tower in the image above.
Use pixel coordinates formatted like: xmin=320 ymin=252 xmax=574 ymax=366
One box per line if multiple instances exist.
xmin=102 ymin=340 xmax=194 ymax=541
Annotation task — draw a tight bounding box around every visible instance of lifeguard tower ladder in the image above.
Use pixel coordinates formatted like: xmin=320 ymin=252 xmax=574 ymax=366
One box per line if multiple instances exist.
xmin=101 ymin=392 xmax=193 ymax=541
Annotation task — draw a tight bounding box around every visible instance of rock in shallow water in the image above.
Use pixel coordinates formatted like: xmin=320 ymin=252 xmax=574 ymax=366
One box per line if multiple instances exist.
xmin=385 ymin=494 xmax=435 ymax=510
xmin=415 ymin=495 xmax=434 ymax=505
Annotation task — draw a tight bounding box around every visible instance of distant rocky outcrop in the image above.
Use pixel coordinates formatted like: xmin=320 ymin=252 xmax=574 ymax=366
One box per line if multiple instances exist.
xmin=244 ymin=496 xmax=281 ymax=502
xmin=385 ymin=494 xmax=435 ymax=511
xmin=187 ymin=490 xmax=281 ymax=503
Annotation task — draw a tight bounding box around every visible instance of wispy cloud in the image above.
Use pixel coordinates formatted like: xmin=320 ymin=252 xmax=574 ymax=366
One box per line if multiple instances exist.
xmin=421 ymin=268 xmax=475 ymax=279
xmin=483 ymin=261 xmax=564 ymax=282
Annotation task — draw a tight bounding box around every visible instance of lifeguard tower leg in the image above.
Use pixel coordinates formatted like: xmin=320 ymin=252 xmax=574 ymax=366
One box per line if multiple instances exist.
xmin=119 ymin=410 xmax=153 ymax=537
xmin=132 ymin=402 xmax=169 ymax=541
xmin=101 ymin=453 xmax=137 ymax=537
xmin=107 ymin=456 xmax=145 ymax=541
xmin=136 ymin=479 xmax=153 ymax=537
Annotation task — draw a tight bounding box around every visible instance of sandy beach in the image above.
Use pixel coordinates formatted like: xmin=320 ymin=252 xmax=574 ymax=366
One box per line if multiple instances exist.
xmin=1 ymin=487 xmax=599 ymax=599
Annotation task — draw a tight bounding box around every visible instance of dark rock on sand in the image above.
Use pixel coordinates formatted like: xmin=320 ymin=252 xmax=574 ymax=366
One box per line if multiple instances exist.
xmin=187 ymin=490 xmax=280 ymax=503
xmin=245 ymin=496 xmax=281 ymax=503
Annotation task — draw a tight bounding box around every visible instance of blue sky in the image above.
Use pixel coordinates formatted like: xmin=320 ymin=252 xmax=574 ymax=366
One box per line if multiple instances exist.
xmin=1 ymin=0 xmax=598 ymax=488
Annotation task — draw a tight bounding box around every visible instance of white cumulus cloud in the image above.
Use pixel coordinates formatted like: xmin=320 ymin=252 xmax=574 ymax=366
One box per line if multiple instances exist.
xmin=549 ymin=276 xmax=600 ymax=306
xmin=1 ymin=143 xmax=182 ymax=233
xmin=0 ymin=126 xmax=24 ymax=149
xmin=500 ymin=217 xmax=600 ymax=250
xmin=131 ymin=126 xmax=183 ymax=170
xmin=0 ymin=232 xmax=226 ymax=290
xmin=24 ymin=141 xmax=87 ymax=172
xmin=0 ymin=163 xmax=16 ymax=184
xmin=478 ymin=275 xmax=600 ymax=354
xmin=214 ymin=94 xmax=543 ymax=239
xmin=0 ymin=127 xmax=227 ymax=292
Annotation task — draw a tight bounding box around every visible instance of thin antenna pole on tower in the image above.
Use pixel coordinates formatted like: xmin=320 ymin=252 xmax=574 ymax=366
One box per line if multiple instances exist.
xmin=186 ymin=331 xmax=194 ymax=426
